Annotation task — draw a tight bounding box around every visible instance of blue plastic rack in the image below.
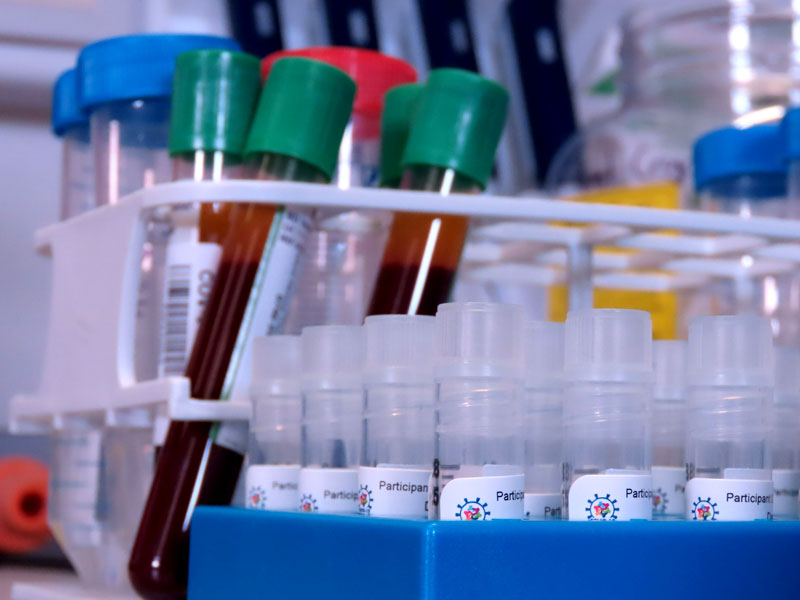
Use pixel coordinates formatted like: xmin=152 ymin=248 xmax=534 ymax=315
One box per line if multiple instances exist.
xmin=189 ymin=507 xmax=800 ymax=599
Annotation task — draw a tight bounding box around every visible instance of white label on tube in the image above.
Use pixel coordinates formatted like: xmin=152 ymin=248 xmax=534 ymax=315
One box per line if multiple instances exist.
xmin=524 ymin=493 xmax=562 ymax=519
xmin=358 ymin=466 xmax=430 ymax=517
xmin=652 ymin=466 xmax=686 ymax=517
xmin=772 ymin=469 xmax=800 ymax=517
xmin=568 ymin=473 xmax=653 ymax=521
xmin=157 ymin=239 xmax=222 ymax=377
xmin=245 ymin=464 xmax=300 ymax=511
xmin=298 ymin=467 xmax=359 ymax=514
xmin=685 ymin=478 xmax=773 ymax=521
xmin=439 ymin=474 xmax=525 ymax=521
xmin=221 ymin=208 xmax=312 ymax=403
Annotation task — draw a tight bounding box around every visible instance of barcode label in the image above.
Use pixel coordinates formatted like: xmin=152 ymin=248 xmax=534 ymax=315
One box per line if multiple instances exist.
xmin=158 ymin=240 xmax=222 ymax=377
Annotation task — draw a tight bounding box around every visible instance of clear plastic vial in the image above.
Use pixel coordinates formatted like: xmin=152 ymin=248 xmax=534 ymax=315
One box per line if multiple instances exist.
xmin=685 ymin=315 xmax=774 ymax=521
xmin=771 ymin=346 xmax=800 ymax=520
xmin=245 ymin=336 xmax=302 ymax=511
xmin=360 ymin=315 xmax=435 ymax=518
xmin=651 ymin=340 xmax=688 ymax=519
xmin=431 ymin=302 xmax=525 ymax=521
xmin=522 ymin=321 xmax=564 ymax=520
xmin=783 ymin=107 xmax=800 ymax=208
xmin=563 ymin=309 xmax=654 ymax=521
xmin=298 ymin=325 xmax=364 ymax=514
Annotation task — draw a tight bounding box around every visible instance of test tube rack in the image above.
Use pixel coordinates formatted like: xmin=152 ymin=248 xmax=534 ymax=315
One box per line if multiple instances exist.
xmin=10 ymin=180 xmax=800 ymax=599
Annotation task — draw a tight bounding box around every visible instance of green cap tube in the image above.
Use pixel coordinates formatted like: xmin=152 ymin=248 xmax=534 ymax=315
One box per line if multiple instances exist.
xmin=380 ymin=83 xmax=423 ymax=187
xmin=245 ymin=57 xmax=356 ymax=180
xmin=168 ymin=49 xmax=262 ymax=157
xmin=401 ymin=69 xmax=509 ymax=189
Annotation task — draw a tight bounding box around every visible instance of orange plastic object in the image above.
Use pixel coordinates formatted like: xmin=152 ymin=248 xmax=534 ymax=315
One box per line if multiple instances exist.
xmin=0 ymin=456 xmax=50 ymax=553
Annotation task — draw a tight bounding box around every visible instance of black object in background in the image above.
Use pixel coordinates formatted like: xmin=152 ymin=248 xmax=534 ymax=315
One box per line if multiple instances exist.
xmin=227 ymin=0 xmax=284 ymax=57
xmin=323 ymin=0 xmax=379 ymax=49
xmin=416 ymin=0 xmax=479 ymax=71
xmin=508 ymin=0 xmax=578 ymax=185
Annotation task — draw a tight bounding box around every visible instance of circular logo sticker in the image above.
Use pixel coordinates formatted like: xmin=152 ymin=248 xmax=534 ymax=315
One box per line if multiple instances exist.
xmin=692 ymin=497 xmax=719 ymax=521
xmin=358 ymin=485 xmax=373 ymax=515
xmin=300 ymin=494 xmax=318 ymax=513
xmin=247 ymin=485 xmax=267 ymax=510
xmin=456 ymin=498 xmax=490 ymax=521
xmin=652 ymin=487 xmax=667 ymax=514
xmin=586 ymin=493 xmax=618 ymax=520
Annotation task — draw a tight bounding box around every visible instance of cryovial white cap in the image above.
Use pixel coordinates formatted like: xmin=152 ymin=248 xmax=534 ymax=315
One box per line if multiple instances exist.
xmin=251 ymin=335 xmax=302 ymax=396
xmin=301 ymin=325 xmax=364 ymax=392
xmin=523 ymin=321 xmax=564 ymax=388
xmin=434 ymin=302 xmax=525 ymax=380
xmin=363 ymin=315 xmax=435 ymax=385
xmin=774 ymin=346 xmax=800 ymax=405
xmin=564 ymin=309 xmax=653 ymax=383
xmin=687 ymin=315 xmax=774 ymax=387
xmin=653 ymin=340 xmax=687 ymax=402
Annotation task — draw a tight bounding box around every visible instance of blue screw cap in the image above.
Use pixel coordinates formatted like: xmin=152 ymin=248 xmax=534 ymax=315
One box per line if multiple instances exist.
xmin=781 ymin=107 xmax=800 ymax=162
xmin=76 ymin=33 xmax=241 ymax=110
xmin=52 ymin=69 xmax=87 ymax=136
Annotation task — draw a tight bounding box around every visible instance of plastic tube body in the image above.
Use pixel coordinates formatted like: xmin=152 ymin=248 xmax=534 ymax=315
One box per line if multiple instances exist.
xmin=60 ymin=124 xmax=95 ymax=219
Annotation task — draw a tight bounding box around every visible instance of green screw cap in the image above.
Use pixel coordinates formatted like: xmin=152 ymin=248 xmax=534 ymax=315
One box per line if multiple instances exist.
xmin=169 ymin=49 xmax=262 ymax=157
xmin=380 ymin=83 xmax=423 ymax=187
xmin=401 ymin=69 xmax=509 ymax=189
xmin=245 ymin=57 xmax=356 ymax=180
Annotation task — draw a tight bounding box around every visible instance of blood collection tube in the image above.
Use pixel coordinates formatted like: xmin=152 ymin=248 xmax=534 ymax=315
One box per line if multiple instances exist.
xmin=366 ymin=69 xmax=509 ymax=316
xmin=152 ymin=49 xmax=262 ymax=458
xmin=651 ymin=340 xmax=688 ymax=519
xmin=685 ymin=315 xmax=774 ymax=521
xmin=129 ymin=58 xmax=355 ymax=599
xmin=771 ymin=346 xmax=800 ymax=520
xmin=245 ymin=336 xmax=302 ymax=511
xmin=522 ymin=321 xmax=564 ymax=520
xmin=298 ymin=325 xmax=364 ymax=514
xmin=379 ymin=83 xmax=423 ymax=189
xmin=360 ymin=315 xmax=435 ymax=518
xmin=52 ymin=69 xmax=94 ymax=219
xmin=431 ymin=302 xmax=525 ymax=521
xmin=563 ymin=309 xmax=654 ymax=521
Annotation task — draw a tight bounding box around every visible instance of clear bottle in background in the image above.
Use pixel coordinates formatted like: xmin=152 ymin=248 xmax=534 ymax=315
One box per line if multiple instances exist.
xmin=264 ymin=48 xmax=417 ymax=332
xmin=299 ymin=325 xmax=364 ymax=514
xmin=367 ymin=69 xmax=509 ymax=317
xmin=431 ymin=302 xmax=525 ymax=521
xmin=651 ymin=340 xmax=688 ymax=520
xmin=360 ymin=315 xmax=435 ymax=519
xmin=52 ymin=69 xmax=94 ymax=220
xmin=685 ymin=315 xmax=774 ymax=521
xmin=693 ymin=124 xmax=797 ymax=345
xmin=245 ymin=336 xmax=302 ymax=511
xmin=563 ymin=309 xmax=654 ymax=522
xmin=76 ymin=34 xmax=241 ymax=383
xmin=379 ymin=83 xmax=423 ymax=189
xmin=130 ymin=58 xmax=355 ymax=600
xmin=151 ymin=49 xmax=263 ymax=457
xmin=771 ymin=346 xmax=800 ymax=520
xmin=522 ymin=320 xmax=564 ymax=520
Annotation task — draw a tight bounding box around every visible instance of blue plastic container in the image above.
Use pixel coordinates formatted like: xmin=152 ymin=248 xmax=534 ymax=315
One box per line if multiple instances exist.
xmin=189 ymin=507 xmax=800 ymax=599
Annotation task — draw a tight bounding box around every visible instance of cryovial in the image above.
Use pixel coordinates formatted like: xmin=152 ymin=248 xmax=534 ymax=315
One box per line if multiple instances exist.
xmin=360 ymin=315 xmax=435 ymax=518
xmin=245 ymin=336 xmax=302 ymax=511
xmin=76 ymin=34 xmax=241 ymax=383
xmin=522 ymin=321 xmax=564 ymax=520
xmin=693 ymin=125 xmax=798 ymax=343
xmin=651 ymin=340 xmax=688 ymax=519
xmin=299 ymin=325 xmax=364 ymax=514
xmin=130 ymin=58 xmax=355 ymax=598
xmin=563 ymin=309 xmax=654 ymax=521
xmin=771 ymin=346 xmax=800 ymax=519
xmin=52 ymin=69 xmax=94 ymax=219
xmin=265 ymin=48 xmax=417 ymax=331
xmin=431 ymin=302 xmax=525 ymax=521
xmin=152 ymin=49 xmax=262 ymax=455
xmin=367 ymin=70 xmax=509 ymax=316
xmin=686 ymin=315 xmax=774 ymax=521
xmin=379 ymin=83 xmax=423 ymax=189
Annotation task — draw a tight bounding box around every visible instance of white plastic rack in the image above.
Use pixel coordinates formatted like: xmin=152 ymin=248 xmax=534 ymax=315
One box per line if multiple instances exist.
xmin=10 ymin=179 xmax=800 ymax=431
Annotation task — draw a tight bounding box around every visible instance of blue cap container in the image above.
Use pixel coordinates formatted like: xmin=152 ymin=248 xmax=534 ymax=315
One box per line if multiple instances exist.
xmin=52 ymin=69 xmax=87 ymax=136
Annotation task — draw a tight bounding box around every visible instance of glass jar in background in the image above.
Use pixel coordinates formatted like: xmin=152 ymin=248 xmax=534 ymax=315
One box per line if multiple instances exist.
xmin=545 ymin=1 xmax=800 ymax=339
xmin=260 ymin=48 xmax=417 ymax=331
